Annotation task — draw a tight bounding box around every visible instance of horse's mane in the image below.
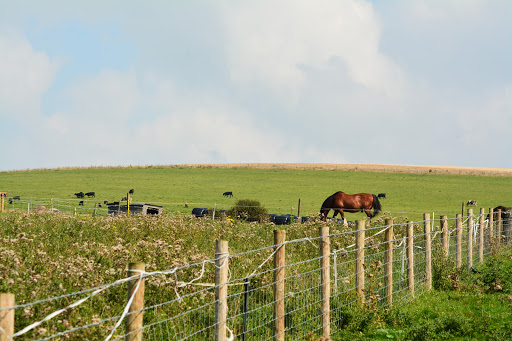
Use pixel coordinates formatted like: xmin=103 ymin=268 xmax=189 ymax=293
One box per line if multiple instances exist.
xmin=321 ymin=191 xmax=342 ymax=210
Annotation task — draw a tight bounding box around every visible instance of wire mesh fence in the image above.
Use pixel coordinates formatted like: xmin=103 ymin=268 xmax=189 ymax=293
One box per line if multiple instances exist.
xmin=1 ymin=209 xmax=511 ymax=340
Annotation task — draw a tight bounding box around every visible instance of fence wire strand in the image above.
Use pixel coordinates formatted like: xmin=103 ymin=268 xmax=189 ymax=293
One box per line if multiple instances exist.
xmin=2 ymin=212 xmax=511 ymax=340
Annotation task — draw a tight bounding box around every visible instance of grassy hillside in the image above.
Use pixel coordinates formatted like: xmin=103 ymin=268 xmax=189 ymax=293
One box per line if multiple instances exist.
xmin=1 ymin=165 xmax=510 ymax=221
xmin=0 ymin=163 xmax=510 ymax=340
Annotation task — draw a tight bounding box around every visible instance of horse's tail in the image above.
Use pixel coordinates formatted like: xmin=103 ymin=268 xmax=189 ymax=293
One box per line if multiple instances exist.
xmin=371 ymin=194 xmax=382 ymax=218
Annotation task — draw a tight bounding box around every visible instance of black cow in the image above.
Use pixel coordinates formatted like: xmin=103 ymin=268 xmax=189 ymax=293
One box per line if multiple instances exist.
xmin=9 ymin=196 xmax=20 ymax=204
xmin=129 ymin=189 xmax=135 ymax=194
xmin=74 ymin=192 xmax=85 ymax=198
xmin=104 ymin=200 xmax=109 ymax=205
xmin=223 ymin=191 xmax=233 ymax=197
xmin=377 ymin=193 xmax=386 ymax=199
xmin=85 ymin=192 xmax=95 ymax=198
xmin=79 ymin=201 xmax=84 ymax=206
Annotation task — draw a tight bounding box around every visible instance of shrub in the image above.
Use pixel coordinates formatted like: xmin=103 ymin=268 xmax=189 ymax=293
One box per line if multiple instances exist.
xmin=230 ymin=199 xmax=268 ymax=223
xmin=477 ymin=252 xmax=512 ymax=293
xmin=431 ymin=248 xmax=458 ymax=291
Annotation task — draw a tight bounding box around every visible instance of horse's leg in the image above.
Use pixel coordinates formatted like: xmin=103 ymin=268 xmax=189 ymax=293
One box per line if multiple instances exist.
xmin=339 ymin=210 xmax=348 ymax=226
xmin=364 ymin=207 xmax=374 ymax=223
xmin=321 ymin=209 xmax=329 ymax=222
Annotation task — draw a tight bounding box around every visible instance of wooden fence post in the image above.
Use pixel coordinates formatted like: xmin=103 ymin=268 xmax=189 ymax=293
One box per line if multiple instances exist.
xmin=297 ymin=199 xmax=302 ymax=219
xmin=385 ymin=218 xmax=394 ymax=306
xmin=479 ymin=208 xmax=485 ymax=263
xmin=215 ymin=240 xmax=229 ymax=341
xmin=0 ymin=293 xmax=14 ymax=341
xmin=441 ymin=216 xmax=448 ymax=257
xmin=407 ymin=222 xmax=415 ymax=298
xmin=1 ymin=196 xmax=4 ymax=213
xmin=489 ymin=207 xmax=494 ymax=242
xmin=319 ymin=225 xmax=330 ymax=338
xmin=273 ymin=230 xmax=286 ymax=341
xmin=126 ymin=262 xmax=145 ymax=341
xmin=456 ymin=214 xmax=462 ymax=268
xmin=355 ymin=220 xmax=365 ymax=305
xmin=497 ymin=209 xmax=503 ymax=250
xmin=127 ymin=192 xmax=130 ymax=215
xmin=424 ymin=214 xmax=432 ymax=290
xmin=488 ymin=208 xmax=494 ymax=253
xmin=467 ymin=209 xmax=474 ymax=268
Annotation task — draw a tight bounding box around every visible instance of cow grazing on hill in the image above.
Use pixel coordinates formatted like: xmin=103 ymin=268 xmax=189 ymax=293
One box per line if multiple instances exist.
xmin=79 ymin=201 xmax=84 ymax=206
xmin=466 ymin=200 xmax=477 ymax=206
xmin=129 ymin=189 xmax=134 ymax=194
xmin=85 ymin=192 xmax=95 ymax=198
xmin=74 ymin=192 xmax=84 ymax=198
xmin=377 ymin=193 xmax=386 ymax=199
xmin=223 ymin=191 xmax=233 ymax=197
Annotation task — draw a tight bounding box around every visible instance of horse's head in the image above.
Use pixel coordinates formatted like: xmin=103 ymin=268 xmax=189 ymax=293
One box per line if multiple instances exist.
xmin=319 ymin=208 xmax=328 ymax=221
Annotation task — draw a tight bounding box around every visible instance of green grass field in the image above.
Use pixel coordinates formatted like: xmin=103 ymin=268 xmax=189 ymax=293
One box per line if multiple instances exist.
xmin=1 ymin=165 xmax=510 ymax=221
xmin=332 ymin=248 xmax=512 ymax=340
xmin=0 ymin=165 xmax=511 ymax=340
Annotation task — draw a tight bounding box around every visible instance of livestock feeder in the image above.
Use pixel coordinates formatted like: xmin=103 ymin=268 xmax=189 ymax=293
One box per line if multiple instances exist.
xmin=192 ymin=208 xmax=209 ymax=218
xmin=107 ymin=203 xmax=163 ymax=216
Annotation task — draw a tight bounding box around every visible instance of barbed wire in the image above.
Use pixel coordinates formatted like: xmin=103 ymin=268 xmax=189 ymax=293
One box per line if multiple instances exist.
xmin=1 ymin=212 xmax=509 ymax=340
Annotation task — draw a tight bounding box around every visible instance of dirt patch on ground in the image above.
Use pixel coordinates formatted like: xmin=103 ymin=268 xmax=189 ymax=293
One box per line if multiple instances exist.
xmin=176 ymin=163 xmax=512 ymax=176
xmin=12 ymin=163 xmax=511 ymax=176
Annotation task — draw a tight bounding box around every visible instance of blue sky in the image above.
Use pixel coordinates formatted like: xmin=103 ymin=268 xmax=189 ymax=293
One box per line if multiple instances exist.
xmin=1 ymin=0 xmax=511 ymax=171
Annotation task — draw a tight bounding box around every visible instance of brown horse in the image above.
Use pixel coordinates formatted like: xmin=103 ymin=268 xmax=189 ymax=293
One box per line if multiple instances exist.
xmin=320 ymin=191 xmax=381 ymax=222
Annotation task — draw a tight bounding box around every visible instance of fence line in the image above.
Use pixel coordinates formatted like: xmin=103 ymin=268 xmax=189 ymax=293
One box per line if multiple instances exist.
xmin=3 ymin=196 xmax=447 ymax=219
xmin=1 ymin=209 xmax=510 ymax=340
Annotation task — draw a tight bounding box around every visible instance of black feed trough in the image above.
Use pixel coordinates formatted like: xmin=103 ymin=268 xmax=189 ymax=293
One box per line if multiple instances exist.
xmin=106 ymin=203 xmax=163 ymax=216
xmin=268 ymin=214 xmax=278 ymax=223
xmin=273 ymin=214 xmax=298 ymax=225
xmin=301 ymin=216 xmax=310 ymax=223
xmin=192 ymin=208 xmax=209 ymax=218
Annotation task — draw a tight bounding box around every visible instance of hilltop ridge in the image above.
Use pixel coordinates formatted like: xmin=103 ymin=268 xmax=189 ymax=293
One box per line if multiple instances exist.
xmin=4 ymin=163 xmax=510 ymax=176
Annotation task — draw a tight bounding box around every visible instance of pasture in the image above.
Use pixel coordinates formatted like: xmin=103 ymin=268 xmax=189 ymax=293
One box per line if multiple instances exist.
xmin=1 ymin=164 xmax=511 ymax=222
xmin=1 ymin=164 xmax=511 ymax=339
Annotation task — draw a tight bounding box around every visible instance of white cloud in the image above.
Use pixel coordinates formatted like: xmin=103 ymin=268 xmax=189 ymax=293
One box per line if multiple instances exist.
xmin=64 ymin=69 xmax=141 ymax=120
xmin=36 ymin=71 xmax=321 ymax=167
xmin=0 ymin=1 xmax=510 ymax=170
xmin=222 ymin=0 xmax=405 ymax=102
xmin=0 ymin=33 xmax=59 ymax=119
